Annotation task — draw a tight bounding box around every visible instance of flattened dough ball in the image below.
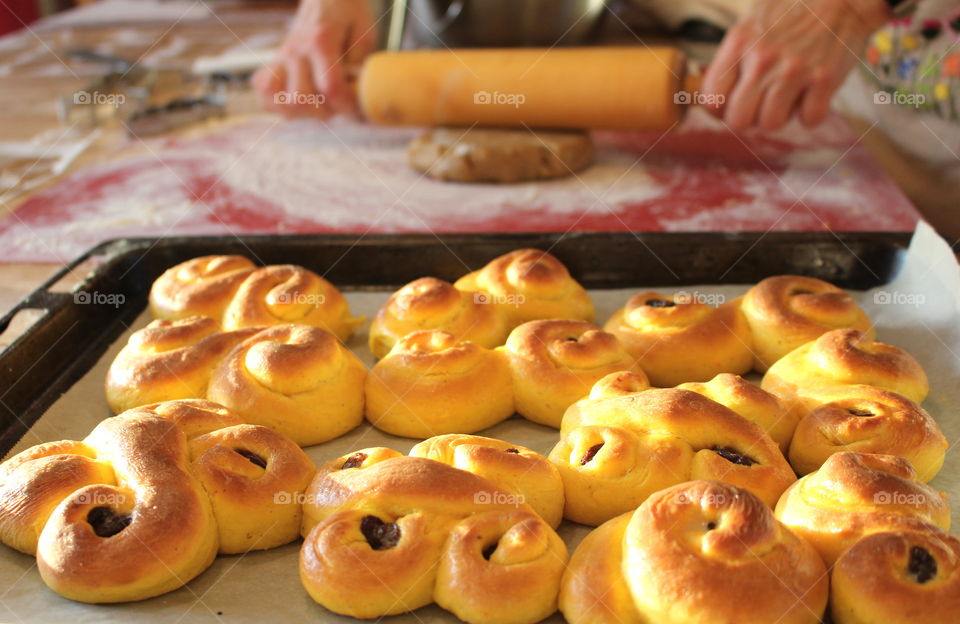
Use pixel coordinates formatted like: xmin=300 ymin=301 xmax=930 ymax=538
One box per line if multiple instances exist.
xmin=407 ymin=127 xmax=594 ymax=183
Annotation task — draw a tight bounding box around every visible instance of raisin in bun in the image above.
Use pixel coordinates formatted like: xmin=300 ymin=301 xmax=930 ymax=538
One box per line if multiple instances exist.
xmin=831 ymin=529 xmax=960 ymax=624
xmin=788 ymin=384 xmax=947 ymax=481
xmin=365 ymin=330 xmax=514 ymax=438
xmin=502 ymin=319 xmax=642 ymax=428
xmin=299 ymin=456 xmax=567 ymax=623
xmin=560 ymin=480 xmax=828 ymax=624
xmin=742 ymin=275 xmax=874 ymax=371
xmin=549 ymin=388 xmax=796 ymax=525
xmin=368 ymin=277 xmax=510 ymax=359
xmin=409 ymin=434 xmax=564 ymax=527
xmin=761 ymin=328 xmax=929 ymax=412
xmin=775 ymin=451 xmax=950 ymax=565
xmin=0 ymin=400 xmax=314 ymax=603
xmin=677 ymin=373 xmax=796 ymax=452
xmin=603 ymin=292 xmax=753 ymax=386
xmin=455 ymin=248 xmax=594 ymax=327
xmin=149 ymin=255 xmax=256 ymax=321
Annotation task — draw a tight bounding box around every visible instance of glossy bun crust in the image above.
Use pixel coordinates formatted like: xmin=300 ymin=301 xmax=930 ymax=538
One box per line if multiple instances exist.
xmin=502 ymin=319 xmax=642 ymax=428
xmin=365 ymin=330 xmax=513 ymax=438
xmin=369 ymin=277 xmax=510 ymax=359
xmin=604 ymin=292 xmax=753 ymax=386
xmin=549 ymin=388 xmax=796 ymax=525
xmin=299 ymin=456 xmax=567 ymax=623
xmin=455 ymin=249 xmax=594 ymax=327
xmin=742 ymin=275 xmax=874 ymax=370
xmin=775 ymin=451 xmax=950 ymax=565
xmin=560 ymin=481 xmax=828 ymax=624
xmin=0 ymin=400 xmax=314 ymax=603
xmin=831 ymin=529 xmax=960 ymax=624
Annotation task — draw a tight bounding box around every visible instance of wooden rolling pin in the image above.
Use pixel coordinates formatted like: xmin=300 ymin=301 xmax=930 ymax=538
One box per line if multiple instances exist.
xmin=359 ymin=46 xmax=701 ymax=131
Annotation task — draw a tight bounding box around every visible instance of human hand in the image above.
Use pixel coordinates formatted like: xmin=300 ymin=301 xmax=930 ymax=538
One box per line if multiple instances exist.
xmin=702 ymin=0 xmax=891 ymax=131
xmin=253 ymin=0 xmax=376 ymax=118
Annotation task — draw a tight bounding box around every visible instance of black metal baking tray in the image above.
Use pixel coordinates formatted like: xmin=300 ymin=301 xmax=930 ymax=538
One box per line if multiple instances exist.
xmin=0 ymin=231 xmax=912 ymax=453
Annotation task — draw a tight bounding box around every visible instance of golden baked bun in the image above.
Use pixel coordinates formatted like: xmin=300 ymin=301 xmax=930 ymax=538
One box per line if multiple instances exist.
xmin=221 ymin=264 xmax=362 ymax=341
xmin=149 ymin=255 xmax=256 ymax=321
xmin=677 ymin=373 xmax=797 ymax=452
xmin=502 ymin=319 xmax=642 ymax=428
xmin=741 ymin=275 xmax=874 ymax=371
xmin=105 ymin=316 xmax=260 ymax=414
xmin=831 ymin=529 xmax=960 ymax=624
xmin=410 ymin=434 xmax=564 ymax=527
xmin=0 ymin=400 xmax=314 ymax=603
xmin=788 ymin=384 xmax=947 ymax=481
xmin=762 ymin=328 xmax=930 ymax=411
xmin=365 ymin=330 xmax=513 ymax=438
xmin=775 ymin=451 xmax=950 ymax=565
xmin=368 ymin=277 xmax=510 ymax=359
xmin=549 ymin=388 xmax=796 ymax=525
xmin=603 ymin=292 xmax=753 ymax=386
xmin=299 ymin=456 xmax=567 ymax=623
xmin=560 ymin=481 xmax=828 ymax=624
xmin=454 ymin=248 xmax=594 ymax=327
xmin=560 ymin=369 xmax=651 ymax=432
xmin=207 ymin=324 xmax=367 ymax=446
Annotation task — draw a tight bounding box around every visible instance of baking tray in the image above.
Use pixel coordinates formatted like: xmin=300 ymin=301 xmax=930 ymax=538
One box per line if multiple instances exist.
xmin=0 ymin=231 xmax=912 ymax=456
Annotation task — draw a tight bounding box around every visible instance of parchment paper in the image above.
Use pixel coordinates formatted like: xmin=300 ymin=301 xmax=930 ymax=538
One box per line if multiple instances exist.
xmin=2 ymin=222 xmax=958 ymax=623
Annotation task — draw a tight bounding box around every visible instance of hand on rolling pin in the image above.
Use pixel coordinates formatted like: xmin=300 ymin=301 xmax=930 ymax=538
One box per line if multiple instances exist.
xmin=252 ymin=0 xmax=375 ymax=118
xmin=702 ymin=0 xmax=891 ymax=131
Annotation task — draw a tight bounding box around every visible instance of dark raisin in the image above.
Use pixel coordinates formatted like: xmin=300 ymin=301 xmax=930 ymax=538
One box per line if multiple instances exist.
xmin=711 ymin=446 xmax=757 ymax=466
xmin=645 ymin=298 xmax=676 ymax=308
xmin=234 ymin=448 xmax=267 ymax=469
xmin=87 ymin=506 xmax=132 ymax=538
xmin=505 ymin=448 xmax=520 ymax=454
xmin=341 ymin=452 xmax=367 ymax=469
xmin=908 ymin=546 xmax=938 ymax=584
xmin=482 ymin=542 xmax=498 ymax=560
xmin=580 ymin=443 xmax=604 ymax=465
xmin=847 ymin=408 xmax=874 ymax=418
xmin=565 ymin=336 xmax=578 ymax=342
xmin=360 ymin=515 xmax=401 ymax=550
xmin=706 ymin=522 xmax=717 ymax=531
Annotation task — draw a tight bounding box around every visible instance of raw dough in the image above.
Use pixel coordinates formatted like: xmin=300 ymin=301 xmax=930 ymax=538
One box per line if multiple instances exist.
xmin=406 ymin=127 xmax=594 ymax=183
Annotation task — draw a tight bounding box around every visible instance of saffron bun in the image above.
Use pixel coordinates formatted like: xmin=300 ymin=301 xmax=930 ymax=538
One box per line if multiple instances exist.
xmin=221 ymin=264 xmax=362 ymax=341
xmin=454 ymin=248 xmax=594 ymax=327
xmin=603 ymin=292 xmax=753 ymax=386
xmin=560 ymin=481 xmax=828 ymax=624
xmin=299 ymin=456 xmax=567 ymax=623
xmin=502 ymin=319 xmax=642 ymax=428
xmin=677 ymin=373 xmax=797 ymax=452
xmin=560 ymin=370 xmax=652 ymax=431
xmin=149 ymin=255 xmax=256 ymax=321
xmin=741 ymin=275 xmax=874 ymax=371
xmin=105 ymin=316 xmax=260 ymax=414
xmin=761 ymin=328 xmax=930 ymax=410
xmin=548 ymin=388 xmax=796 ymax=526
xmin=0 ymin=400 xmax=314 ymax=603
xmin=788 ymin=384 xmax=947 ymax=481
xmin=368 ymin=277 xmax=510 ymax=359
xmin=774 ymin=451 xmax=951 ymax=565
xmin=364 ymin=330 xmax=514 ymax=438
xmin=831 ymin=529 xmax=960 ymax=624
xmin=409 ymin=434 xmax=564 ymax=527
xmin=207 ymin=324 xmax=367 ymax=446
xmin=150 ymin=256 xmax=362 ymax=341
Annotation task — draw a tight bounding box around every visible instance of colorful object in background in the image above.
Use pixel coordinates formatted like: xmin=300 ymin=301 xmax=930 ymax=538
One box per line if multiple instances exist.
xmin=0 ymin=0 xmax=38 ymax=35
xmin=865 ymin=16 xmax=960 ymax=121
